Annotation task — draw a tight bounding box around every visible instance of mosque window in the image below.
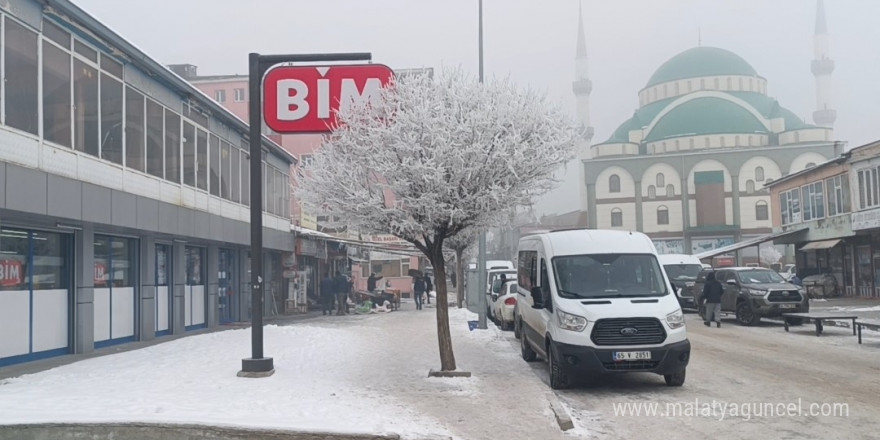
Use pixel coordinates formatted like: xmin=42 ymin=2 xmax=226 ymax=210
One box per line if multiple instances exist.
xmin=689 ymin=138 xmax=695 ymax=149
xmin=705 ymin=137 xmax=711 ymax=148
xmin=714 ymin=78 xmax=719 ymax=89
xmin=666 ymin=184 xmax=675 ymax=196
xmin=663 ymin=84 xmax=668 ymax=98
xmin=651 ymin=88 xmax=656 ymax=101
xmin=647 ymin=185 xmax=656 ymax=199
xmin=727 ymin=77 xmax=732 ymax=90
xmin=749 ymin=78 xmax=754 ymax=90
xmin=611 ymin=208 xmax=623 ymax=227
xmin=746 ymin=180 xmax=755 ymax=194
xmin=721 ymin=137 xmax=726 ymax=148
xmin=738 ymin=77 xmax=743 ymax=90
xmin=756 ymin=201 xmax=769 ymax=221
xmin=661 ymin=142 xmax=666 ymax=152
xmin=657 ymin=206 xmax=669 ymax=225
xmin=609 ymin=174 xmax=621 ymax=193
xmin=806 ymin=162 xmax=816 ymax=168
xmin=700 ymin=79 xmax=705 ymax=90
xmin=674 ymin=140 xmax=680 ymax=150
xmin=755 ymin=167 xmax=765 ymax=182
xmin=656 ymin=173 xmax=665 ymax=188
xmin=735 ymin=135 xmax=740 ymax=146
xmin=688 ymin=80 xmax=692 ymax=92
xmin=748 ymin=136 xmax=753 ymax=146
xmin=675 ymin=83 xmax=680 ymax=95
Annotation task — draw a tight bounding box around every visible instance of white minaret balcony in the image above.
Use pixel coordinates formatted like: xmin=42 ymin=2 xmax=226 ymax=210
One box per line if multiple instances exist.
xmin=811 ymin=59 xmax=835 ymax=76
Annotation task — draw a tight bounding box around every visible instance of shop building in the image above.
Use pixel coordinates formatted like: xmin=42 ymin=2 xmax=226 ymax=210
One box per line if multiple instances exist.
xmin=0 ymin=0 xmax=295 ymax=367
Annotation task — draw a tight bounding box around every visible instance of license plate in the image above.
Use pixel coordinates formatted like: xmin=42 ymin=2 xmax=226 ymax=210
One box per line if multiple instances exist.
xmin=613 ymin=351 xmax=652 ymax=361
xmin=779 ymin=304 xmax=796 ymax=309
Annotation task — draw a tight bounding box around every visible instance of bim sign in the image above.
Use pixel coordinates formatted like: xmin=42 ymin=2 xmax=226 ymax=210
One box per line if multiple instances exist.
xmin=263 ymin=64 xmax=394 ymax=134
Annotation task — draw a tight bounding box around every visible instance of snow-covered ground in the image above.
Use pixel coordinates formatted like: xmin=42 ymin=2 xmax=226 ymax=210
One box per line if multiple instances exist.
xmin=0 ymin=304 xmax=578 ymax=439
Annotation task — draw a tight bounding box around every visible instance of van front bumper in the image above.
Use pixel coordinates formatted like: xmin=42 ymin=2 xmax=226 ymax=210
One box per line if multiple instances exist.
xmin=554 ymin=339 xmax=690 ymax=376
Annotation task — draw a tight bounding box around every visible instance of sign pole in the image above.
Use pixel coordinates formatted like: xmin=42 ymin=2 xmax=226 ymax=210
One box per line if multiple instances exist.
xmin=238 ymin=51 xmax=374 ymax=378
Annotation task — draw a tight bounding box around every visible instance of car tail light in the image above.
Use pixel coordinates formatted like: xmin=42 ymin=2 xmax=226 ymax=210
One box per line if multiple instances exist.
xmin=504 ymin=297 xmax=517 ymax=306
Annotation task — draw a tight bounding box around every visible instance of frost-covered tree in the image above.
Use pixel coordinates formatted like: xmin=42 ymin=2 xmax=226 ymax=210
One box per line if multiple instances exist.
xmin=297 ymin=70 xmax=576 ymax=371
xmin=759 ymin=245 xmax=783 ymax=267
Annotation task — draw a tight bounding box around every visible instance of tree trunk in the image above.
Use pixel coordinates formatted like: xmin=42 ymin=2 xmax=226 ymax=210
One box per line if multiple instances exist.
xmin=455 ymin=248 xmax=464 ymax=309
xmin=428 ymin=247 xmax=457 ymax=371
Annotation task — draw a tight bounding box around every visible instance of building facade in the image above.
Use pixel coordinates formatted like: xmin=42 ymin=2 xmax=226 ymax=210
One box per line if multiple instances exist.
xmin=0 ymin=0 xmax=295 ymax=367
xmin=768 ymin=141 xmax=880 ymax=298
xmin=572 ymin=1 xmax=838 ymax=259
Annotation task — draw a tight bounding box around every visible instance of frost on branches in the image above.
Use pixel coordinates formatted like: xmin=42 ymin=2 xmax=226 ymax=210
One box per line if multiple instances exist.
xmin=297 ymin=69 xmax=576 ymax=371
xmin=759 ymin=245 xmax=783 ymax=267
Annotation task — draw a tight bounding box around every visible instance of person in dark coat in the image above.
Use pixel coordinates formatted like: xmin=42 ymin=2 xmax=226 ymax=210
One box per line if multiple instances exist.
xmin=413 ymin=275 xmax=427 ymax=310
xmin=334 ymin=271 xmax=349 ymax=315
xmin=700 ymin=271 xmax=724 ymax=328
xmin=450 ymin=271 xmax=457 ymax=288
xmin=424 ymin=275 xmax=433 ymax=304
xmin=367 ymin=273 xmax=383 ymax=292
xmin=320 ymin=272 xmax=335 ymax=316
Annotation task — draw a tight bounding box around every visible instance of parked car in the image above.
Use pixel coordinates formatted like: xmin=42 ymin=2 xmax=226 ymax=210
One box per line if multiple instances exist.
xmin=658 ymin=254 xmax=703 ymax=310
xmin=486 ymin=268 xmax=516 ymax=315
xmin=491 ymin=280 xmax=518 ymax=330
xmin=517 ymin=229 xmax=689 ymax=389
xmin=693 ymin=267 xmax=808 ymax=326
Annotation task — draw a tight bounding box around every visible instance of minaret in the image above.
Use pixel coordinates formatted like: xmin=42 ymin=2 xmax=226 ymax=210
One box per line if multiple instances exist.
xmin=573 ymin=0 xmax=593 ymax=156
xmin=812 ymin=0 xmax=836 ymax=128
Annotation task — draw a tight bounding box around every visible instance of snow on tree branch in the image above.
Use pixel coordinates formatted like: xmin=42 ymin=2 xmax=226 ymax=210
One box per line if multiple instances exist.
xmin=296 ymin=69 xmax=577 ymax=247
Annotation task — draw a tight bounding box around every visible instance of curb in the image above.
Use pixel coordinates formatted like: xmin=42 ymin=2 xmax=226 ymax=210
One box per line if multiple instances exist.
xmin=546 ymin=392 xmax=575 ymax=431
xmin=0 ymin=423 xmax=401 ymax=440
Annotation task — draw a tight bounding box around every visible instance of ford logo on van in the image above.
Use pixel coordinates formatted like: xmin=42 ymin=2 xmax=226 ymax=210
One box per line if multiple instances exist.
xmin=620 ymin=327 xmax=639 ymax=336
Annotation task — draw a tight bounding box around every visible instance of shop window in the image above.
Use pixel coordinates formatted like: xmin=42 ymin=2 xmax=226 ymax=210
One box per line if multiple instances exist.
xmin=125 ymin=87 xmax=145 ymax=172
xmin=73 ymin=59 xmax=99 ymax=156
xmin=756 ymin=201 xmax=769 ymax=221
xmin=186 ymin=247 xmax=204 ymax=286
xmin=241 ymin=152 xmax=250 ymax=206
xmin=826 ymin=174 xmax=850 ymax=216
xmin=146 ymin=99 xmax=164 ymax=178
xmin=657 ymin=206 xmax=669 ymax=225
xmin=164 ymin=109 xmax=181 ymax=183
xmin=209 ymin=135 xmax=221 ymax=197
xmin=0 ymin=228 xmax=29 ymax=291
xmin=197 ymin=129 xmax=209 ymax=191
xmin=100 ymin=74 xmax=124 ymax=165
xmin=801 ymin=181 xmax=825 ymax=221
xmin=611 ymin=208 xmax=623 ymax=227
xmin=609 ymin=174 xmax=620 ymax=193
xmin=43 ymin=40 xmax=72 ymax=147
xmin=183 ymin=122 xmax=196 ymax=187
xmin=4 ymin=19 xmax=39 ymax=135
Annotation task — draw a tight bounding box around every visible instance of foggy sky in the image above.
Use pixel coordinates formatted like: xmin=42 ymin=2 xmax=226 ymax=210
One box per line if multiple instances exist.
xmin=73 ymin=0 xmax=880 ymax=215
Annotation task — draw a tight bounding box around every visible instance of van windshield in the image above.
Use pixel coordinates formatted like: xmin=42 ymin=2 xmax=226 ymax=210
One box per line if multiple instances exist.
xmin=663 ymin=264 xmax=702 ymax=281
xmin=552 ymin=254 xmax=668 ymax=299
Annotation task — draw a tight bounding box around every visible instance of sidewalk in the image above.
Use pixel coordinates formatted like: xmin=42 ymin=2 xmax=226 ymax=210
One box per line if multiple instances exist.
xmin=0 ymin=300 xmax=583 ymax=440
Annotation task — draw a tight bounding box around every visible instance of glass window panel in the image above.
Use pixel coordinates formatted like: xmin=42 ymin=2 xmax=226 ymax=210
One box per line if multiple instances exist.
xmin=4 ymin=20 xmax=39 ymax=135
xmin=73 ymin=40 xmax=97 ymax=62
xmin=186 ymin=247 xmax=204 ymax=285
xmin=0 ymin=228 xmax=29 ymax=291
xmin=100 ymin=74 xmax=123 ymax=165
xmin=242 ymin=153 xmax=250 ymax=206
xmin=276 ymin=169 xmax=284 ymax=216
xmin=164 ymin=110 xmax=181 ymax=183
xmin=42 ymin=19 xmax=69 ymax=47
xmin=221 ymin=141 xmax=231 ymax=199
xmin=124 ymin=87 xmax=145 ymax=171
xmin=826 ymin=178 xmax=837 ymax=217
xmin=73 ymin=59 xmax=99 ymax=156
xmin=231 ymin=148 xmax=241 ymax=203
xmin=146 ymin=100 xmax=164 ymax=178
xmin=156 ymin=244 xmax=169 ymax=286
xmin=265 ymin=163 xmax=273 ymax=213
xmin=42 ymin=41 xmax=72 ymax=147
xmin=93 ymin=235 xmax=110 ymax=287
xmin=100 ymin=54 xmax=123 ymax=78
xmin=32 ymin=231 xmax=69 ymax=290
xmin=183 ymin=122 xmax=196 ymax=187
xmin=110 ymin=237 xmax=134 ymax=288
xmin=196 ymin=129 xmax=208 ymax=191
xmin=209 ymin=135 xmax=220 ymax=197
xmin=841 ymin=175 xmax=851 ymax=212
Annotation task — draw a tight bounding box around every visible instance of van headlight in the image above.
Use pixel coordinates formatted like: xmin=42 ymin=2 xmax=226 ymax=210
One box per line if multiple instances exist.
xmin=557 ymin=310 xmax=588 ymax=332
xmin=666 ymin=310 xmax=685 ymax=329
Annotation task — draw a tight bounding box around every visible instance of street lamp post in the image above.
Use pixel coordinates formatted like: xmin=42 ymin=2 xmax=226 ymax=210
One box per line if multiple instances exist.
xmin=476 ymin=0 xmax=489 ymax=330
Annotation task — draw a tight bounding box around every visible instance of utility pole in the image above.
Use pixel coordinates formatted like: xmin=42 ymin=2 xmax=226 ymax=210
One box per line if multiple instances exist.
xmin=476 ymin=0 xmax=488 ymax=330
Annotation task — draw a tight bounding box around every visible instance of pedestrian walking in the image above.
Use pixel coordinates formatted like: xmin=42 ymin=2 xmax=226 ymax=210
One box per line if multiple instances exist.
xmin=413 ymin=275 xmax=426 ymax=310
xmin=701 ymin=271 xmax=723 ymax=328
xmin=450 ymin=271 xmax=456 ymax=288
xmin=334 ymin=271 xmax=349 ymax=315
xmin=320 ymin=272 xmax=335 ymax=316
xmin=424 ymin=275 xmax=433 ymax=304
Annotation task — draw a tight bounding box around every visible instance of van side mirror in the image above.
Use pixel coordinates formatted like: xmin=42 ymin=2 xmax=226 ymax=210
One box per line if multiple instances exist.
xmin=530 ymin=287 xmax=544 ymax=309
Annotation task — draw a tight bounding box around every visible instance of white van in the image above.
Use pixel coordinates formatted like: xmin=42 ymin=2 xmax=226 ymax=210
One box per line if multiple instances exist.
xmin=516 ymin=229 xmax=690 ymax=389
xmin=658 ymin=254 xmax=703 ymax=309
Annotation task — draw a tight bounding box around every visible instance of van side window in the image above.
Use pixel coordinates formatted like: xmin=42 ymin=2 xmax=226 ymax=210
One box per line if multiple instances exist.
xmin=517 ymin=250 xmax=537 ymax=295
xmin=540 ymin=258 xmax=553 ymax=312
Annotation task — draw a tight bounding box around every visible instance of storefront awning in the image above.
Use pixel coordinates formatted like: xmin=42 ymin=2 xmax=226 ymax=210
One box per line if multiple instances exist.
xmin=799 ymin=239 xmax=841 ymax=250
xmin=693 ymin=227 xmax=808 ymax=260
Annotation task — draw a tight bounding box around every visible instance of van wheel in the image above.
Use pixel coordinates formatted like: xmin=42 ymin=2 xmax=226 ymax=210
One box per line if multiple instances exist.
xmin=664 ymin=368 xmax=686 ymax=387
xmin=520 ymin=333 xmax=537 ymax=362
xmin=548 ymin=342 xmax=570 ymax=390
xmin=514 ymin=317 xmax=522 ymax=339
xmin=736 ymin=302 xmax=761 ymax=326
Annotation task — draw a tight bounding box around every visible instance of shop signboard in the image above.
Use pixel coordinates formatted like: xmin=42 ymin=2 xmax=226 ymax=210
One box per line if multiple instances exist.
xmin=851 ymin=207 xmax=880 ymax=231
xmin=0 ymin=258 xmax=23 ymax=287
